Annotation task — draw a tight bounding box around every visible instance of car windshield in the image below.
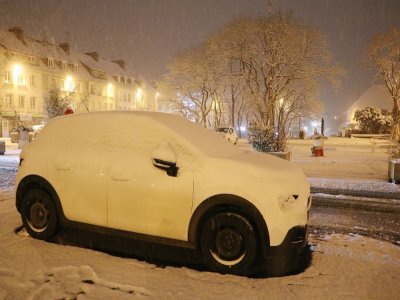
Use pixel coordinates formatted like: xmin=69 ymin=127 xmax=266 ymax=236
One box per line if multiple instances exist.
xmin=151 ymin=113 xmax=239 ymax=158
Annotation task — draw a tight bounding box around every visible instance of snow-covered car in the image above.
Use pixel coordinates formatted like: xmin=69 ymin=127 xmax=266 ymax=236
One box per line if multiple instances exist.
xmin=15 ymin=111 xmax=311 ymax=276
xmin=32 ymin=124 xmax=45 ymax=137
xmin=216 ymin=127 xmax=239 ymax=145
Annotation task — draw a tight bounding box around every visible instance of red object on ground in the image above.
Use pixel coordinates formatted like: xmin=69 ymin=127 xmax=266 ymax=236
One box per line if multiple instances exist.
xmin=313 ymin=146 xmax=324 ymax=157
xmin=64 ymin=107 xmax=74 ymax=115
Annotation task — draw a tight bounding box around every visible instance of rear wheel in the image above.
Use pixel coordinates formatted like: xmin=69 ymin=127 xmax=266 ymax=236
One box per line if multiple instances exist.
xmin=21 ymin=188 xmax=58 ymax=240
xmin=200 ymin=212 xmax=258 ymax=275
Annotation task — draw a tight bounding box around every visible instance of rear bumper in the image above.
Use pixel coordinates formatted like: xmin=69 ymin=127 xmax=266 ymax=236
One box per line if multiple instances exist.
xmin=262 ymin=225 xmax=310 ymax=276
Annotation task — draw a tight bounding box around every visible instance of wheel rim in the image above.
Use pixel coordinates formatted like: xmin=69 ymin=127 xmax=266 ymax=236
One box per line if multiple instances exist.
xmin=211 ymin=227 xmax=246 ymax=266
xmin=28 ymin=200 xmax=49 ymax=232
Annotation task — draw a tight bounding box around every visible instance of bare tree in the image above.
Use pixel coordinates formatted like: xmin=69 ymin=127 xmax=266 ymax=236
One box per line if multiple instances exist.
xmin=160 ymin=14 xmax=342 ymax=149
xmin=159 ymin=47 xmax=220 ymax=127
xmin=218 ymin=15 xmax=342 ymax=150
xmin=207 ymin=22 xmax=250 ymax=134
xmin=367 ymin=28 xmax=400 ymax=124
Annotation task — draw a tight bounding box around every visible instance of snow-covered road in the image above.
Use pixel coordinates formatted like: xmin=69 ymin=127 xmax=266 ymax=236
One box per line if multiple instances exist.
xmin=0 ymin=191 xmax=399 ymax=299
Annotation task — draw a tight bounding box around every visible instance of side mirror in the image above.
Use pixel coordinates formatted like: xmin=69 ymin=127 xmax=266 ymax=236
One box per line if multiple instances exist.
xmin=153 ymin=158 xmax=179 ymax=177
xmin=152 ymin=142 xmax=179 ymax=177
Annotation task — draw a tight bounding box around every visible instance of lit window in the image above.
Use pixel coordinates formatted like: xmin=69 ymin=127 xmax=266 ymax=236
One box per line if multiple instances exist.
xmin=73 ymin=64 xmax=79 ymax=72
xmin=61 ymin=61 xmax=67 ymax=69
xmin=30 ymin=97 xmax=36 ymax=109
xmin=18 ymin=95 xmax=25 ymax=108
xmin=28 ymin=56 xmax=35 ymax=63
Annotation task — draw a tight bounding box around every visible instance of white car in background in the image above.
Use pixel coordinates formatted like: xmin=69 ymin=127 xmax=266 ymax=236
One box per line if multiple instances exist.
xmin=16 ymin=111 xmax=310 ymax=276
xmin=216 ymin=127 xmax=238 ymax=145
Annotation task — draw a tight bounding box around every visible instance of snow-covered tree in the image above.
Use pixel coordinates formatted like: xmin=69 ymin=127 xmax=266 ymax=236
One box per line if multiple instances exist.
xmin=159 ymin=46 xmax=221 ymax=128
xmin=354 ymin=107 xmax=393 ymax=134
xmin=159 ymin=14 xmax=342 ymax=149
xmin=206 ymin=20 xmax=250 ymax=134
xmin=234 ymin=15 xmax=342 ymax=150
xmin=44 ymin=84 xmax=72 ymax=121
xmin=367 ymin=28 xmax=400 ymax=124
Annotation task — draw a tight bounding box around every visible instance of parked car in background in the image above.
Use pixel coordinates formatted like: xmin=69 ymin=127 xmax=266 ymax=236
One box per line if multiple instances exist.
xmin=216 ymin=127 xmax=238 ymax=145
xmin=16 ymin=111 xmax=310 ymax=276
xmin=32 ymin=125 xmax=45 ymax=141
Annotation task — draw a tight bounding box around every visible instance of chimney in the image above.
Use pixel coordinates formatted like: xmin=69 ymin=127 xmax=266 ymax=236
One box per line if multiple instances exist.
xmin=9 ymin=27 xmax=24 ymax=40
xmin=59 ymin=42 xmax=71 ymax=55
xmin=113 ymin=60 xmax=126 ymax=70
xmin=85 ymin=51 xmax=99 ymax=62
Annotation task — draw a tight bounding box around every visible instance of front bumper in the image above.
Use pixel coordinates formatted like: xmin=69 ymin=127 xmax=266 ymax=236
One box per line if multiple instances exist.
xmin=262 ymin=225 xmax=310 ymax=276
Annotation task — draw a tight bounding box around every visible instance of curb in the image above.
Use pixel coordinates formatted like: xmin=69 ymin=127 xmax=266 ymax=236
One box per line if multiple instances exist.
xmin=311 ymin=193 xmax=400 ymax=213
xmin=311 ymin=186 xmax=400 ymax=201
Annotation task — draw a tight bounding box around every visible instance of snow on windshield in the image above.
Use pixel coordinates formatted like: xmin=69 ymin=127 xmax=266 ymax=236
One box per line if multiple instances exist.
xmin=148 ymin=112 xmax=240 ymax=157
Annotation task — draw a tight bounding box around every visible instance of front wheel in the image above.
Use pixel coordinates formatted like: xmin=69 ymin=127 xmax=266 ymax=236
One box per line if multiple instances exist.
xmin=21 ymin=188 xmax=58 ymax=240
xmin=200 ymin=212 xmax=258 ymax=275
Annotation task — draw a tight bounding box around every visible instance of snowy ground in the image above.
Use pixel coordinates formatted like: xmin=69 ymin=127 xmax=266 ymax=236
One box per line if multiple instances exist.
xmin=287 ymin=137 xmax=390 ymax=179
xmin=0 ymin=138 xmax=399 ymax=298
xmin=0 ymin=191 xmax=399 ymax=299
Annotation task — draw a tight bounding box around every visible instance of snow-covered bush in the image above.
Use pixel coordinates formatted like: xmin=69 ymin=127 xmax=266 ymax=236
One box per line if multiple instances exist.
xmin=248 ymin=124 xmax=279 ymax=152
xmin=44 ymin=85 xmax=72 ymax=121
xmin=354 ymin=107 xmax=393 ymax=134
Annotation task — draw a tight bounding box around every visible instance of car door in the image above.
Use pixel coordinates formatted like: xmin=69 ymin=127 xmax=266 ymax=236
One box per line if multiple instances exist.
xmin=51 ymin=146 xmax=108 ymax=227
xmin=107 ymin=127 xmax=194 ymax=241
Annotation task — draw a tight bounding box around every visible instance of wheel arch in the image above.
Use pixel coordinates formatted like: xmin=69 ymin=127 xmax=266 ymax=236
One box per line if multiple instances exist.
xmin=16 ymin=175 xmax=65 ymax=222
xmin=188 ymin=194 xmax=270 ymax=256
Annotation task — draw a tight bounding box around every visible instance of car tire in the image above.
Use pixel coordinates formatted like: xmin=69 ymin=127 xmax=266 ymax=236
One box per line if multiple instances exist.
xmin=200 ymin=212 xmax=258 ymax=275
xmin=21 ymin=188 xmax=58 ymax=240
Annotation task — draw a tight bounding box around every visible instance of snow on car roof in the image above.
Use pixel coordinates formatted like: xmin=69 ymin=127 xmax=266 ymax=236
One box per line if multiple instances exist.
xmin=43 ymin=111 xmax=238 ymax=158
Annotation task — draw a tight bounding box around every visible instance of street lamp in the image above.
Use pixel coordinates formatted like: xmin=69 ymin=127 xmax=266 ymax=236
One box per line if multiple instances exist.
xmin=65 ymin=75 xmax=75 ymax=92
xmin=136 ymin=88 xmax=143 ymax=110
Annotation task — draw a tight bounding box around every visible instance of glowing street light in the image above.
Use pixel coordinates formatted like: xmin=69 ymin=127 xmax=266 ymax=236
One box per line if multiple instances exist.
xmin=13 ymin=64 xmax=23 ymax=85
xmin=106 ymin=83 xmax=114 ymax=97
xmin=65 ymin=75 xmax=75 ymax=92
xmin=136 ymin=88 xmax=143 ymax=100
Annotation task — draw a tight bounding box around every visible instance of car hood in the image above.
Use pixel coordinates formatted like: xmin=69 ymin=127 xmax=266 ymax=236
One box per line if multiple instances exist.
xmin=202 ymin=149 xmax=310 ymax=198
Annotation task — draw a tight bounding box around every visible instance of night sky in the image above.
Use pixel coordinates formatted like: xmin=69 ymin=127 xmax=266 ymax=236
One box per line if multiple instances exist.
xmin=1 ymin=0 xmax=400 ymax=123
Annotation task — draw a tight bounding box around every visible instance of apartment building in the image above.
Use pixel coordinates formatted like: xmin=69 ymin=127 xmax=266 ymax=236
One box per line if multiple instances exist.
xmin=0 ymin=27 xmax=157 ymax=137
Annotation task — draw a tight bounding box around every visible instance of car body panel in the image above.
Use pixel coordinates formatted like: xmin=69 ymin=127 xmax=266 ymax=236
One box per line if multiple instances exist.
xmin=107 ymin=148 xmax=193 ymax=240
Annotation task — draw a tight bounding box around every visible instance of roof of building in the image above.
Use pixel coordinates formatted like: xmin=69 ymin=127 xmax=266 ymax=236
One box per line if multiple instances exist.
xmin=0 ymin=27 xmax=136 ymax=84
